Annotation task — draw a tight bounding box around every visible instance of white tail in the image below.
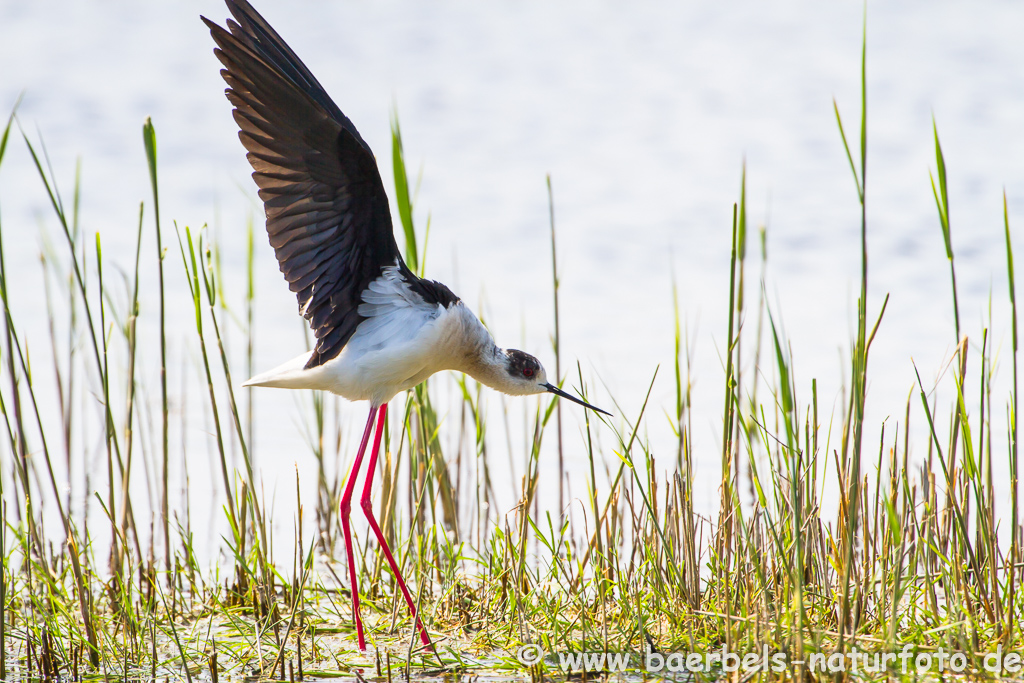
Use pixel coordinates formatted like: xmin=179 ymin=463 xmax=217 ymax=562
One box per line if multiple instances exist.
xmin=242 ymin=352 xmax=317 ymax=389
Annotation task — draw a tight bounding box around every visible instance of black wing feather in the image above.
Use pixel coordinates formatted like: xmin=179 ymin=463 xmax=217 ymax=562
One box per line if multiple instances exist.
xmin=203 ymin=0 xmax=458 ymax=368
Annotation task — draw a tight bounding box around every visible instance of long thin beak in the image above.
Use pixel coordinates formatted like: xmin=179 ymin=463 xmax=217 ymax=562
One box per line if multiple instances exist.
xmin=543 ymin=383 xmax=612 ymax=416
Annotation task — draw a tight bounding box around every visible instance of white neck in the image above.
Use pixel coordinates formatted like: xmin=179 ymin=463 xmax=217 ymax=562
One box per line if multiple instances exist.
xmin=446 ymin=305 xmax=528 ymax=394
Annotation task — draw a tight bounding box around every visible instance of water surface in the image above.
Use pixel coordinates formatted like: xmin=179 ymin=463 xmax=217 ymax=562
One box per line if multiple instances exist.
xmin=2 ymin=0 xmax=1023 ymax=557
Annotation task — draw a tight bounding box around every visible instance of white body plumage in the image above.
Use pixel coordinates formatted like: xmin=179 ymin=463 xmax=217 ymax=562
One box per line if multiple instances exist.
xmin=243 ymin=263 xmax=547 ymax=405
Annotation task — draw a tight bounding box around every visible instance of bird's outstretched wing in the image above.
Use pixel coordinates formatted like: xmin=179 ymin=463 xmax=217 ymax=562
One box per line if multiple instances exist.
xmin=204 ymin=0 xmax=456 ymax=368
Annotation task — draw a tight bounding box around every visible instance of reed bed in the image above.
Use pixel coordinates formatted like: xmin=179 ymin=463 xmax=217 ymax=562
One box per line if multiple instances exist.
xmin=0 ymin=31 xmax=1022 ymax=682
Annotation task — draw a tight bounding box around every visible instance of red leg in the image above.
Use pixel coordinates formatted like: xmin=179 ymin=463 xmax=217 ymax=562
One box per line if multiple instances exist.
xmin=361 ymin=403 xmax=432 ymax=648
xmin=340 ymin=404 xmax=379 ymax=651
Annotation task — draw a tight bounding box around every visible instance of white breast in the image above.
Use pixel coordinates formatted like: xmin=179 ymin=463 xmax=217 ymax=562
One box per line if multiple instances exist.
xmin=244 ymin=264 xmax=488 ymax=405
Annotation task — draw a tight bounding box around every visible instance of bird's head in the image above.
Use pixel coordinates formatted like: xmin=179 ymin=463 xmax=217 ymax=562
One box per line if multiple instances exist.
xmin=504 ymin=349 xmax=611 ymax=416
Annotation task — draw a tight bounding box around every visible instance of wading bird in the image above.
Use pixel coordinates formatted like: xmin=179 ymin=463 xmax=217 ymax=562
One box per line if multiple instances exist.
xmin=203 ymin=0 xmax=609 ymax=651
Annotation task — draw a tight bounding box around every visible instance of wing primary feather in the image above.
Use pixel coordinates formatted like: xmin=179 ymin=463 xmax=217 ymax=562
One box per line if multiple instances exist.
xmin=206 ymin=0 xmax=448 ymax=368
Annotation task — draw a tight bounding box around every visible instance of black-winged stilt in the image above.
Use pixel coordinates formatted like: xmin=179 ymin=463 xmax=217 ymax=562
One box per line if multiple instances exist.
xmin=203 ymin=0 xmax=609 ymax=651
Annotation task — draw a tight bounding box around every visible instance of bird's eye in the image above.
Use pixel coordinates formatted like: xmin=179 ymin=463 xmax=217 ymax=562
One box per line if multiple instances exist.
xmin=523 ymin=368 xmax=534 ymax=378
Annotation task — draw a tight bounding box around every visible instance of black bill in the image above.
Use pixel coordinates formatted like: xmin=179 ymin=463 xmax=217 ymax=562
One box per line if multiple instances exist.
xmin=543 ymin=383 xmax=612 ymax=416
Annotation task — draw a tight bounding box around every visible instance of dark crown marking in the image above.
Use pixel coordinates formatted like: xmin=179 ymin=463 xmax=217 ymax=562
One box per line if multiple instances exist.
xmin=506 ymin=349 xmax=541 ymax=379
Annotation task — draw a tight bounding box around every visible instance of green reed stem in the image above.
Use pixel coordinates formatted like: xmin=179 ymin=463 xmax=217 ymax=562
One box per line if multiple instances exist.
xmin=142 ymin=118 xmax=172 ymax=575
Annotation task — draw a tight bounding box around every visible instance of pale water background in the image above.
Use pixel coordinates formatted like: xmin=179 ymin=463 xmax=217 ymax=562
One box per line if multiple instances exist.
xmin=2 ymin=0 xmax=1024 ymax=563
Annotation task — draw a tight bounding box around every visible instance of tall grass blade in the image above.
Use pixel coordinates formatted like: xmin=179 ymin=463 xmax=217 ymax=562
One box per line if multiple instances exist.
xmin=1005 ymin=190 xmax=1020 ymax=638
xmin=930 ymin=119 xmax=960 ymax=340
xmin=547 ymin=175 xmax=565 ymax=517
xmin=391 ymin=111 xmax=418 ymax=275
xmin=142 ymin=117 xmax=172 ymax=575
